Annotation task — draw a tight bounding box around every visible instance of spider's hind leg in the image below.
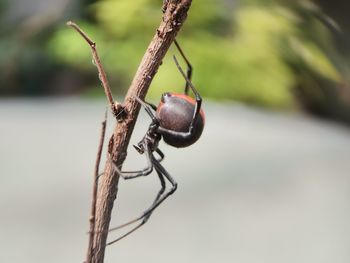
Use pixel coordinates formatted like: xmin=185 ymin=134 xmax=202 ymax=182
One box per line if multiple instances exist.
xmin=107 ymin=157 xmax=177 ymax=246
xmin=107 ymin=161 xmax=166 ymax=245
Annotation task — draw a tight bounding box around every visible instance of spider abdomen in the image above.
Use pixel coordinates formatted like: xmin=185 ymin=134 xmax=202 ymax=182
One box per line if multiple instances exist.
xmin=156 ymin=92 xmax=205 ymax=148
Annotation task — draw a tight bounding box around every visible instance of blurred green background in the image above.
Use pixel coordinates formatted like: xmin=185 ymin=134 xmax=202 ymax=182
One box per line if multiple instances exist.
xmin=1 ymin=0 xmax=350 ymax=123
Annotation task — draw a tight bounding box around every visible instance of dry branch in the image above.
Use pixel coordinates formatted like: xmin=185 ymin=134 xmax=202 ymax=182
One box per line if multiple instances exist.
xmin=84 ymin=1 xmax=193 ymax=262
xmin=85 ymin=111 xmax=107 ymax=263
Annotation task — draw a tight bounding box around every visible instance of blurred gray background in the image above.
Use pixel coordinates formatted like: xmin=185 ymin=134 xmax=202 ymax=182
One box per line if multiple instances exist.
xmin=1 ymin=98 xmax=350 ymax=263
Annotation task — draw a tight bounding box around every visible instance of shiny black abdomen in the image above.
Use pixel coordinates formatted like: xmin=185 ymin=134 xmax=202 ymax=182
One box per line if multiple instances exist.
xmin=156 ymin=93 xmax=204 ymax=148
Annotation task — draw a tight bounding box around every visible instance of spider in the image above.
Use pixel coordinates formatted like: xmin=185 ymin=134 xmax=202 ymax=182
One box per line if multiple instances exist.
xmin=67 ymin=21 xmax=205 ymax=248
xmin=107 ymin=40 xmax=205 ymax=245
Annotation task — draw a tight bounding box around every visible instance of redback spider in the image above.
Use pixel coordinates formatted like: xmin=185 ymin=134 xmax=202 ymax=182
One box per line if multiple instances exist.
xmin=67 ymin=20 xmax=204 ymax=246
xmin=107 ymin=41 xmax=205 ymax=245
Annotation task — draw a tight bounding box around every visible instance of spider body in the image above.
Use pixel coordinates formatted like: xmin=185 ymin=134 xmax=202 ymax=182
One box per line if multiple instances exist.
xmin=108 ymin=40 xmax=204 ymax=245
xmin=156 ymin=92 xmax=205 ymax=147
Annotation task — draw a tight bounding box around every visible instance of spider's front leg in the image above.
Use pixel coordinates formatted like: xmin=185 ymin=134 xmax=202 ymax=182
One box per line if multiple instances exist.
xmin=134 ymin=96 xmax=159 ymax=122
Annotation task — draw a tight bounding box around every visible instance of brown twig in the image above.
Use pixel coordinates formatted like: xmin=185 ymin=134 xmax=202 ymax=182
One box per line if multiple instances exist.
xmin=69 ymin=1 xmax=193 ymax=262
xmin=85 ymin=110 xmax=107 ymax=263
xmin=67 ymin=21 xmax=120 ymax=116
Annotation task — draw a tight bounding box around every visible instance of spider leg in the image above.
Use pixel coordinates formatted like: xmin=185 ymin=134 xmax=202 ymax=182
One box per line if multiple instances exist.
xmin=157 ymin=56 xmax=202 ymax=140
xmin=146 ymin=158 xmax=178 ymax=215
xmin=142 ymin=168 xmax=166 ymax=222
xmin=106 ymin=221 xmax=144 ymax=246
xmin=96 ymin=172 xmax=104 ymax=181
xmin=107 ymin=157 xmax=177 ymax=245
xmin=174 ymin=40 xmax=193 ymax=95
xmin=113 ymin=142 xmax=153 ymax=180
xmin=134 ymin=96 xmax=158 ymax=123
xmin=144 ymin=101 xmax=157 ymax=111
xmin=155 ymin=148 xmax=165 ymax=162
xmin=106 ymin=166 xmax=166 ymax=245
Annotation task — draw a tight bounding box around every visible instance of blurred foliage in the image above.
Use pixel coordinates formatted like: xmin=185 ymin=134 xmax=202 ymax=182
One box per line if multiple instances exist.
xmin=1 ymin=0 xmax=350 ymax=121
xmin=47 ymin=0 xmax=344 ymax=109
